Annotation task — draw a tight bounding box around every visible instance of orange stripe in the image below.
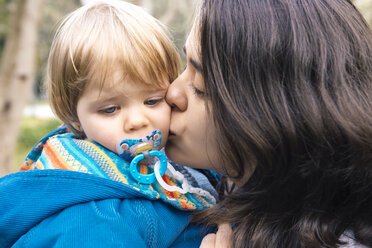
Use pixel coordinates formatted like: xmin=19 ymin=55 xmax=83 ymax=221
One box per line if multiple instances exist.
xmin=139 ymin=164 xmax=148 ymax=174
xmin=180 ymin=200 xmax=189 ymax=209
xmin=44 ymin=142 xmax=71 ymax=170
xmin=20 ymin=158 xmax=33 ymax=171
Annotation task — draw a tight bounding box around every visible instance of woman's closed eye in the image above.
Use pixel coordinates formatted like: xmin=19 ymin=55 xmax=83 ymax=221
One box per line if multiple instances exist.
xmin=99 ymin=106 xmax=119 ymax=114
xmin=191 ymin=84 xmax=206 ymax=97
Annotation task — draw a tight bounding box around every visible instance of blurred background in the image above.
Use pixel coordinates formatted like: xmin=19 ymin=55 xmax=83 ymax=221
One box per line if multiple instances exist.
xmin=0 ymin=0 xmax=371 ymax=176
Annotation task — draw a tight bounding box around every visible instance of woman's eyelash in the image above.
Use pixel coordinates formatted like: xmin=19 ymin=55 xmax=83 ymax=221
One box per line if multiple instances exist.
xmin=192 ymin=85 xmax=206 ymax=97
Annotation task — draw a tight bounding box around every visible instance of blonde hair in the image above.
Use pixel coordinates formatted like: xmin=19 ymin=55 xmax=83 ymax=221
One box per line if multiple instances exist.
xmin=47 ymin=0 xmax=181 ymax=137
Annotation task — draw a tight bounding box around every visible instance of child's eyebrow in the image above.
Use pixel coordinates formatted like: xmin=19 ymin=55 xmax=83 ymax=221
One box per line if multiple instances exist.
xmin=137 ymin=88 xmax=167 ymax=95
xmin=94 ymin=94 xmax=120 ymax=103
xmin=183 ymin=46 xmax=202 ymax=72
xmin=97 ymin=89 xmax=166 ymax=102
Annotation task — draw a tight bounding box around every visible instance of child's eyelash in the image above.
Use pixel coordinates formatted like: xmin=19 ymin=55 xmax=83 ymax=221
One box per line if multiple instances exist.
xmin=99 ymin=106 xmax=119 ymax=114
xmin=145 ymin=98 xmax=163 ymax=106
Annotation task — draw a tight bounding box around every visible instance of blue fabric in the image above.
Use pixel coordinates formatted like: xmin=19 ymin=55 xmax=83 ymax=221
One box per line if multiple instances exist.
xmin=0 ymin=170 xmax=214 ymax=248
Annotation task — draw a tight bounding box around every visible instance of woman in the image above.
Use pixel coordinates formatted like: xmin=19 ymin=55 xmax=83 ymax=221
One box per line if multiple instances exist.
xmin=166 ymin=0 xmax=372 ymax=247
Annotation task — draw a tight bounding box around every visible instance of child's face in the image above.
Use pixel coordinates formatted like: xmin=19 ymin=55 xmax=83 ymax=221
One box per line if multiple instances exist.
xmin=76 ymin=79 xmax=170 ymax=153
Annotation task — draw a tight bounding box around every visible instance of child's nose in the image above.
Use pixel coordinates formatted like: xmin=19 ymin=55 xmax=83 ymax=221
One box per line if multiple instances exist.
xmin=123 ymin=111 xmax=148 ymax=132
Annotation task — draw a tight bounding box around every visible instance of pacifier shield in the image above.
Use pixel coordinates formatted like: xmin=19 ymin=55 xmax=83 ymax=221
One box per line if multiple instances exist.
xmin=116 ymin=129 xmax=162 ymax=162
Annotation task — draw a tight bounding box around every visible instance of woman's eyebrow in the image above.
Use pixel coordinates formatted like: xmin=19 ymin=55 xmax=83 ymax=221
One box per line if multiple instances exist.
xmin=183 ymin=45 xmax=202 ymax=72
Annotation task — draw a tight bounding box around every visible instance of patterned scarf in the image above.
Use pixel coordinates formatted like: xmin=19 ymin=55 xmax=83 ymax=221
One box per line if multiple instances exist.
xmin=20 ymin=126 xmax=216 ymax=210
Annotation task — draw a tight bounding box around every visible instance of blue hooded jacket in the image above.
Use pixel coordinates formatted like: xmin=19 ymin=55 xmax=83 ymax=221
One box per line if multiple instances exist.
xmin=0 ymin=128 xmax=218 ymax=247
xmin=0 ymin=170 xmax=214 ymax=247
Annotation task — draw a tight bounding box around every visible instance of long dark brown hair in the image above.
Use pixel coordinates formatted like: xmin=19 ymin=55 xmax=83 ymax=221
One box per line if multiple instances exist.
xmin=198 ymin=0 xmax=372 ymax=247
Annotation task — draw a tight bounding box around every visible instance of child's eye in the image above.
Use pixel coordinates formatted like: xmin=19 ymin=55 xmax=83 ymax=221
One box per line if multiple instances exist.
xmin=145 ymin=98 xmax=163 ymax=106
xmin=99 ymin=106 xmax=118 ymax=114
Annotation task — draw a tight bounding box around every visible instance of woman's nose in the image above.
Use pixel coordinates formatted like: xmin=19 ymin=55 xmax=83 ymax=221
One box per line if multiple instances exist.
xmin=166 ymin=75 xmax=188 ymax=111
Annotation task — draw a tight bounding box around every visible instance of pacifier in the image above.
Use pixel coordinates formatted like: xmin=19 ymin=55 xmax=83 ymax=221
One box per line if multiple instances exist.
xmin=116 ymin=130 xmax=217 ymax=203
xmin=117 ymin=129 xmax=167 ymax=184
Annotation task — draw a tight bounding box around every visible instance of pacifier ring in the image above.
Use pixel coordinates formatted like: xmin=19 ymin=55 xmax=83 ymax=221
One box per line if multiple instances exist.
xmin=130 ymin=150 xmax=167 ymax=184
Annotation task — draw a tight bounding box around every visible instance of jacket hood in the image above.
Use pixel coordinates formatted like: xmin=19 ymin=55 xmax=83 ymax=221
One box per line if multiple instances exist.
xmin=0 ymin=169 xmax=145 ymax=247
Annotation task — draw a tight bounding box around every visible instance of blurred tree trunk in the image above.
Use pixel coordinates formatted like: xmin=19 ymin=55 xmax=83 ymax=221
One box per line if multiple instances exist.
xmin=0 ymin=0 xmax=43 ymax=176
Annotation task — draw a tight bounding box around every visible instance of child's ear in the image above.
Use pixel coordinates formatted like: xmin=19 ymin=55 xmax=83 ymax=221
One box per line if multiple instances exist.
xmin=71 ymin=122 xmax=83 ymax=132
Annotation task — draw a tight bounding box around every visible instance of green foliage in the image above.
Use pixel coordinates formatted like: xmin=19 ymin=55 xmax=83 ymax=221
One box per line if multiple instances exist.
xmin=14 ymin=117 xmax=61 ymax=171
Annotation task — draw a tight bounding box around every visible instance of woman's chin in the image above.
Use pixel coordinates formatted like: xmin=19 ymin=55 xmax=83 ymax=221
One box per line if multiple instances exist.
xmin=164 ymin=142 xmax=182 ymax=164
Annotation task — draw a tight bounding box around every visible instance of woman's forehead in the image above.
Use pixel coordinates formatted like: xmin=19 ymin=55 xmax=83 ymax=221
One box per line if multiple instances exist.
xmin=185 ymin=26 xmax=201 ymax=63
